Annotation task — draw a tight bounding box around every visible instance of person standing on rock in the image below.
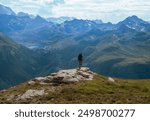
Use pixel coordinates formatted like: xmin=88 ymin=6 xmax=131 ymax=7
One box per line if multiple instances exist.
xmin=78 ymin=53 xmax=83 ymax=70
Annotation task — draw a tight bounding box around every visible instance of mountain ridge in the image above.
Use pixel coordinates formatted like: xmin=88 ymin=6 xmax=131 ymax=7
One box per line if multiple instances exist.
xmin=0 ymin=4 xmax=15 ymax=15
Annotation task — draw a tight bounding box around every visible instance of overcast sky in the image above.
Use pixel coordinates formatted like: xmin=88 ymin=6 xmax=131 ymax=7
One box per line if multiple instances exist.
xmin=0 ymin=0 xmax=150 ymax=23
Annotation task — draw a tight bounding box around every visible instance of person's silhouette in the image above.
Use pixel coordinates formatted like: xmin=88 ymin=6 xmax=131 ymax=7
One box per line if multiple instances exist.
xmin=78 ymin=53 xmax=83 ymax=69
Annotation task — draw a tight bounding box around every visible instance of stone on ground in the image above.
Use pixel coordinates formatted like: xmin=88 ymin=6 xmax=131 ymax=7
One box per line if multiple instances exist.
xmin=19 ymin=89 xmax=45 ymax=100
xmin=107 ymin=77 xmax=115 ymax=83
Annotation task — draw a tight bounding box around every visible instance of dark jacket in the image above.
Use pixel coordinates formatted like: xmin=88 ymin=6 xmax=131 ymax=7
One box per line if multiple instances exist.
xmin=78 ymin=54 xmax=83 ymax=61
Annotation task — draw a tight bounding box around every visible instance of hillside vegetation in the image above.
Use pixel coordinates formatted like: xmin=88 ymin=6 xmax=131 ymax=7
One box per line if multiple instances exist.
xmin=0 ymin=74 xmax=150 ymax=104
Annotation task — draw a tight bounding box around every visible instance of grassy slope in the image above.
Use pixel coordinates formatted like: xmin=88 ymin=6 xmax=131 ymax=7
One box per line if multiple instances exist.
xmin=0 ymin=74 xmax=150 ymax=104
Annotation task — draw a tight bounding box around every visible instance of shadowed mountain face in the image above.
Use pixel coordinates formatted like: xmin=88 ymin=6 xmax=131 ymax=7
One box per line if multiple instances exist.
xmin=0 ymin=33 xmax=61 ymax=89
xmin=0 ymin=33 xmax=71 ymax=90
xmin=0 ymin=33 xmax=42 ymax=89
xmin=0 ymin=4 xmax=150 ymax=89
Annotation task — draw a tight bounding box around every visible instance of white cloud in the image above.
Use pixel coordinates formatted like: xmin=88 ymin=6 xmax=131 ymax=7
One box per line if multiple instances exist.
xmin=52 ymin=0 xmax=150 ymax=23
xmin=0 ymin=0 xmax=150 ymax=23
xmin=0 ymin=0 xmax=64 ymax=16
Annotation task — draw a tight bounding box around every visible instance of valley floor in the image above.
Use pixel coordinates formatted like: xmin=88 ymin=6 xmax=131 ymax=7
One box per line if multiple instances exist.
xmin=0 ymin=75 xmax=150 ymax=104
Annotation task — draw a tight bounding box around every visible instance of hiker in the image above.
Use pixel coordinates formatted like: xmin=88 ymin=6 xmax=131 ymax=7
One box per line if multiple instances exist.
xmin=78 ymin=53 xmax=83 ymax=69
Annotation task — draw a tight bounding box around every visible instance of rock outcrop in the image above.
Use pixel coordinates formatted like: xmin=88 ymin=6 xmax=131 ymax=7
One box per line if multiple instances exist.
xmin=18 ymin=90 xmax=45 ymax=100
xmin=30 ymin=67 xmax=95 ymax=85
xmin=18 ymin=67 xmax=95 ymax=100
xmin=107 ymin=77 xmax=115 ymax=83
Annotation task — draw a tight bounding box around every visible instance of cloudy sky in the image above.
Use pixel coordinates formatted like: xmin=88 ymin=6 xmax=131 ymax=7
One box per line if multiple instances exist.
xmin=0 ymin=0 xmax=150 ymax=23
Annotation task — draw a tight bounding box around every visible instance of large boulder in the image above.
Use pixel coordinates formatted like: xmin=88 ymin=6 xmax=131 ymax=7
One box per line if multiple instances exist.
xmin=33 ymin=76 xmax=53 ymax=83
xmin=77 ymin=71 xmax=90 ymax=78
xmin=19 ymin=89 xmax=45 ymax=100
xmin=62 ymin=75 xmax=79 ymax=83
xmin=33 ymin=77 xmax=47 ymax=82
xmin=28 ymin=81 xmax=35 ymax=85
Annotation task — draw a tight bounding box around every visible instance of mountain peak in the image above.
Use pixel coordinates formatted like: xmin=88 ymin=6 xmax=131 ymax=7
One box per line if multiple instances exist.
xmin=0 ymin=4 xmax=16 ymax=15
xmin=126 ymin=15 xmax=142 ymax=21
xmin=35 ymin=15 xmax=44 ymax=20
xmin=128 ymin=15 xmax=138 ymax=19
xmin=32 ymin=15 xmax=48 ymax=23
xmin=117 ymin=15 xmax=145 ymax=25
xmin=93 ymin=20 xmax=103 ymax=24
xmin=31 ymin=67 xmax=95 ymax=84
xmin=116 ymin=15 xmax=149 ymax=31
xmin=17 ymin=12 xmax=29 ymax=17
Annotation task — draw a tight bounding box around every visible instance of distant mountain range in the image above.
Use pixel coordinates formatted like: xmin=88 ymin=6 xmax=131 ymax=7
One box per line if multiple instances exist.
xmin=0 ymin=4 xmax=150 ymax=89
xmin=47 ymin=17 xmax=76 ymax=24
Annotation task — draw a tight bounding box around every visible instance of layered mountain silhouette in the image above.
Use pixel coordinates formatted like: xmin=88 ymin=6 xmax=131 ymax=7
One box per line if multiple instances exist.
xmin=0 ymin=4 xmax=150 ymax=90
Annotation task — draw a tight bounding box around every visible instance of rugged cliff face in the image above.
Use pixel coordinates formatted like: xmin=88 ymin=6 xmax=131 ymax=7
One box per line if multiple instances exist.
xmin=0 ymin=67 xmax=150 ymax=104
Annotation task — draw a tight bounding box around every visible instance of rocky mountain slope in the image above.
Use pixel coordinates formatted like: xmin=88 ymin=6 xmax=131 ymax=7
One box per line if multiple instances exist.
xmin=0 ymin=67 xmax=150 ymax=104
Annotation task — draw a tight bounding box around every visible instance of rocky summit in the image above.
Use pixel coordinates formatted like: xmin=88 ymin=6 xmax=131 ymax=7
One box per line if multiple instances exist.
xmin=1 ymin=67 xmax=150 ymax=104
xmin=12 ymin=67 xmax=95 ymax=101
xmin=30 ymin=67 xmax=95 ymax=85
